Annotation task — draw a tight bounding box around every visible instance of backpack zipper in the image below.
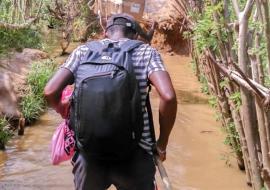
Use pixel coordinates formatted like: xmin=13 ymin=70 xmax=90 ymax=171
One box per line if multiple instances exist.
xmin=85 ymin=71 xmax=116 ymax=80
xmin=76 ymin=70 xmax=117 ymax=135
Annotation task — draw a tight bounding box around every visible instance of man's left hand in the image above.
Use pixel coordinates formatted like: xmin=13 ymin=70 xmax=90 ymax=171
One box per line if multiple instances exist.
xmin=56 ymin=98 xmax=70 ymax=119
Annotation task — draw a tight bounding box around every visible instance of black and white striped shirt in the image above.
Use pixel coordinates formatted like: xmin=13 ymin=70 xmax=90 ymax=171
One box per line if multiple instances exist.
xmin=62 ymin=38 xmax=166 ymax=153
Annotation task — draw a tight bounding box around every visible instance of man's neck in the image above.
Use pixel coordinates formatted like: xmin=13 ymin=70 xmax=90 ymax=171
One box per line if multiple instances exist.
xmin=108 ymin=34 xmax=125 ymax=41
xmin=107 ymin=32 xmax=133 ymax=41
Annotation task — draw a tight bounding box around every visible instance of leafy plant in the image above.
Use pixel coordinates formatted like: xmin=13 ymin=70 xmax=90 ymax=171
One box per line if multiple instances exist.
xmin=20 ymin=59 xmax=57 ymax=123
xmin=191 ymin=2 xmax=226 ymax=54
xmin=219 ymin=78 xmax=229 ymax=89
xmin=208 ymin=95 xmax=218 ymax=108
xmin=20 ymin=91 xmax=45 ymax=122
xmin=229 ymin=91 xmax=242 ymax=111
xmin=223 ymin=122 xmax=241 ymax=154
xmin=0 ymin=117 xmax=12 ymax=150
xmin=189 ymin=59 xmax=197 ymax=74
xmin=27 ymin=59 xmax=57 ymax=96
xmin=0 ymin=28 xmax=42 ymax=55
xmin=199 ymin=74 xmax=210 ymax=94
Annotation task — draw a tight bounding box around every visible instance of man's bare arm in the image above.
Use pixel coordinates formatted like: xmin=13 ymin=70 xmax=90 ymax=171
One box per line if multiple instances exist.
xmin=44 ymin=68 xmax=74 ymax=118
xmin=149 ymin=71 xmax=177 ymax=160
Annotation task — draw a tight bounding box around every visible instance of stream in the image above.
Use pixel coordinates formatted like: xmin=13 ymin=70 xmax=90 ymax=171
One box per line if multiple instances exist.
xmin=0 ymin=38 xmax=250 ymax=189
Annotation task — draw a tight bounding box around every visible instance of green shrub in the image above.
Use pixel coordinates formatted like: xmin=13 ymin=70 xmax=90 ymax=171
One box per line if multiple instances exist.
xmin=27 ymin=59 xmax=57 ymax=96
xmin=223 ymin=122 xmax=241 ymax=154
xmin=20 ymin=92 xmax=45 ymax=122
xmin=0 ymin=117 xmax=12 ymax=150
xmin=0 ymin=28 xmax=42 ymax=55
xmin=191 ymin=2 xmax=226 ymax=54
xmin=20 ymin=59 xmax=57 ymax=123
xmin=199 ymin=74 xmax=210 ymax=94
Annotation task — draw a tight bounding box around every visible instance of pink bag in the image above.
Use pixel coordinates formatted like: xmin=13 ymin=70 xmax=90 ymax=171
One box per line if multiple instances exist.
xmin=51 ymin=86 xmax=75 ymax=165
xmin=51 ymin=120 xmax=75 ymax=165
xmin=61 ymin=85 xmax=73 ymax=101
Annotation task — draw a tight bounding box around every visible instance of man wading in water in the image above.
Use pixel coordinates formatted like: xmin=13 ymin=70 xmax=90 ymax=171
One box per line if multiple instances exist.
xmin=44 ymin=13 xmax=177 ymax=190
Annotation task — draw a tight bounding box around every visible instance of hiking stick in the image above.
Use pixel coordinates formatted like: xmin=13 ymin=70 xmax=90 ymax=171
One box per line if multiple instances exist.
xmin=154 ymin=155 xmax=173 ymax=190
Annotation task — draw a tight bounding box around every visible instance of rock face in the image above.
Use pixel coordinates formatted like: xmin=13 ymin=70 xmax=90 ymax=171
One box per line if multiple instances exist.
xmin=0 ymin=49 xmax=48 ymax=118
xmin=143 ymin=0 xmax=189 ymax=55
xmin=0 ymin=73 xmax=19 ymax=117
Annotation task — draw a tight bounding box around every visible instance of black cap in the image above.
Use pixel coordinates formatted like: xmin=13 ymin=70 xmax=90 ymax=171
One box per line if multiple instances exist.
xmin=106 ymin=13 xmax=138 ymax=32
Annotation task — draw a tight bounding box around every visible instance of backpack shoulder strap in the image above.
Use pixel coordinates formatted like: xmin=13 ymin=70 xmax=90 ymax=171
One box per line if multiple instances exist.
xmin=81 ymin=40 xmax=104 ymax=63
xmin=85 ymin=40 xmax=103 ymax=52
xmin=115 ymin=40 xmax=143 ymax=71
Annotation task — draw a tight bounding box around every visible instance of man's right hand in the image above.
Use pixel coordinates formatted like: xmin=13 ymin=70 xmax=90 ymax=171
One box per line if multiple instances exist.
xmin=156 ymin=139 xmax=167 ymax=162
xmin=149 ymin=71 xmax=177 ymax=163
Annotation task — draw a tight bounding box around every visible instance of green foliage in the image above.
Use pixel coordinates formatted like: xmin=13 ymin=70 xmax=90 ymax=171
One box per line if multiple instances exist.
xmin=265 ymin=75 xmax=270 ymax=87
xmin=214 ymin=112 xmax=223 ymax=122
xmin=223 ymin=122 xmax=241 ymax=155
xmin=0 ymin=117 xmax=12 ymax=149
xmin=20 ymin=59 xmax=57 ymax=123
xmin=0 ymin=0 xmax=50 ymax=55
xmin=208 ymin=96 xmax=223 ymax=121
xmin=27 ymin=59 xmax=57 ymax=96
xmin=238 ymin=0 xmax=250 ymax=10
xmin=0 ymin=28 xmax=42 ymax=55
xmin=229 ymin=91 xmax=242 ymax=111
xmin=20 ymin=92 xmax=45 ymax=122
xmin=0 ymin=0 xmax=12 ymax=22
xmin=189 ymin=59 xmax=197 ymax=73
xmin=208 ymin=96 xmax=218 ymax=108
xmin=47 ymin=15 xmax=63 ymax=28
xmin=199 ymin=74 xmax=210 ymax=94
xmin=191 ymin=2 xmax=227 ymax=54
xmin=182 ymin=30 xmax=192 ymax=40
xmin=219 ymin=78 xmax=229 ymax=89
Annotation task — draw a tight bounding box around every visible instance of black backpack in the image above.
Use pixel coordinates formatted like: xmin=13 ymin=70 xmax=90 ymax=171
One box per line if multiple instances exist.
xmin=70 ymin=40 xmax=144 ymax=161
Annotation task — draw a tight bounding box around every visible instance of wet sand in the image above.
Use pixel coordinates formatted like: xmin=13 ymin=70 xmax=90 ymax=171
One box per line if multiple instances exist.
xmin=0 ymin=54 xmax=250 ymax=190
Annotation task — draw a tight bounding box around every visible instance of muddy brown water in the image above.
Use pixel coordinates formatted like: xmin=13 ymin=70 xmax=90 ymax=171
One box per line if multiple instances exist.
xmin=0 ymin=54 xmax=250 ymax=190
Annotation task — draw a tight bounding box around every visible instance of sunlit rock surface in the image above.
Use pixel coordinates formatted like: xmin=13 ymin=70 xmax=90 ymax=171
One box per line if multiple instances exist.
xmin=0 ymin=49 xmax=48 ymax=118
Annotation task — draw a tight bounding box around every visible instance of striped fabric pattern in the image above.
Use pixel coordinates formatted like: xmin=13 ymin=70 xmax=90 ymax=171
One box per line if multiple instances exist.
xmin=61 ymin=38 xmax=166 ymax=153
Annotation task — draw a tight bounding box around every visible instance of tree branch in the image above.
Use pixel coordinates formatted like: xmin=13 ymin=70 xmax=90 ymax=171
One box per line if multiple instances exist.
xmin=207 ymin=50 xmax=268 ymax=99
xmin=0 ymin=0 xmax=43 ymax=30
xmin=232 ymin=0 xmax=240 ymax=19
xmin=255 ymin=0 xmax=263 ymax=22
xmin=243 ymin=0 xmax=255 ymax=18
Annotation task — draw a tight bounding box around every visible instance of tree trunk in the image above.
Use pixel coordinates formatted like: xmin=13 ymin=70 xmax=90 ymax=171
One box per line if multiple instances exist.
xmin=25 ymin=0 xmax=32 ymax=19
xmin=211 ymin=0 xmax=227 ymax=64
xmin=261 ymin=0 xmax=270 ymax=75
xmin=12 ymin=0 xmax=19 ymax=23
xmin=255 ymin=32 xmax=265 ymax=85
xmin=238 ymin=8 xmax=263 ymax=189
xmin=250 ymin=53 xmax=270 ymax=189
xmin=227 ymin=82 xmax=252 ymax=183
